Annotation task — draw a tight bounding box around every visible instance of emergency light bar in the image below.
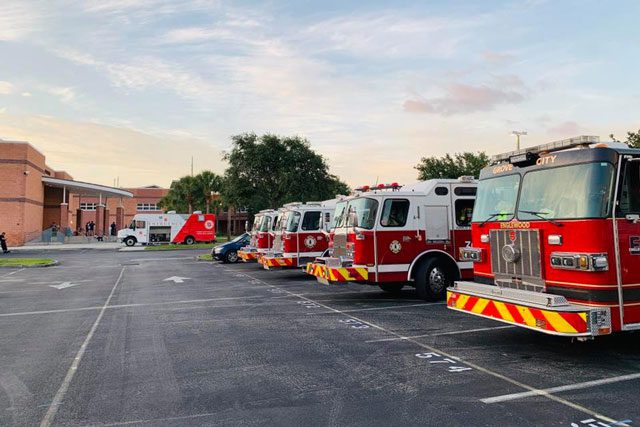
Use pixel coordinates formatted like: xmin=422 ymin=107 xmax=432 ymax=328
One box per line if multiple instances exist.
xmin=355 ymin=183 xmax=402 ymax=192
xmin=491 ymin=135 xmax=600 ymax=165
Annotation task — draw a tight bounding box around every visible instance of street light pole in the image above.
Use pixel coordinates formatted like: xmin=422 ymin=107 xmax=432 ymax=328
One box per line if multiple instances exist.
xmin=512 ymin=130 xmax=527 ymax=150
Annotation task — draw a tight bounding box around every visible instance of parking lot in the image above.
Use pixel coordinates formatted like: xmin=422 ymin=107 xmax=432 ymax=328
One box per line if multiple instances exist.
xmin=0 ymin=249 xmax=638 ymax=426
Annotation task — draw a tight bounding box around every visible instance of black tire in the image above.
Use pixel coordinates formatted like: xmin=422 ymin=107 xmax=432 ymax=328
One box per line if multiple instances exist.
xmin=378 ymin=283 xmax=404 ymax=295
xmin=415 ymin=258 xmax=452 ymax=301
xmin=224 ymin=250 xmax=239 ymax=263
xmin=124 ymin=236 xmax=136 ymax=247
xmin=184 ymin=236 xmax=195 ymax=245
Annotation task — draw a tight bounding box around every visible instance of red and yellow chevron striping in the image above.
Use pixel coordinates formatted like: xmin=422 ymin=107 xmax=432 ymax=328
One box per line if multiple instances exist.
xmin=305 ymin=262 xmax=368 ymax=283
xmin=238 ymin=250 xmax=259 ymax=262
xmin=262 ymin=256 xmax=296 ymax=268
xmin=447 ymin=291 xmax=590 ymax=335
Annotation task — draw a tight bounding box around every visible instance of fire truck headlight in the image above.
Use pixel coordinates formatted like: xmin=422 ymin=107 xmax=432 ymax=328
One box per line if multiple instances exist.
xmin=480 ymin=234 xmax=489 ymax=243
xmin=460 ymin=247 xmax=482 ymax=262
xmin=592 ymin=255 xmax=608 ymax=271
xmin=550 ymin=252 xmax=608 ymax=271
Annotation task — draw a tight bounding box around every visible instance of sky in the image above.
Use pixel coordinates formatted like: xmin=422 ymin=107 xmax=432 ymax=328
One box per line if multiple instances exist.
xmin=0 ymin=0 xmax=639 ymax=188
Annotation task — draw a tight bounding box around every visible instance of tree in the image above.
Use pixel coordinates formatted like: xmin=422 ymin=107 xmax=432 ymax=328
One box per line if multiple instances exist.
xmin=610 ymin=129 xmax=640 ymax=148
xmin=159 ymin=172 xmax=224 ymax=213
xmin=415 ymin=152 xmax=489 ymax=181
xmin=222 ymin=133 xmax=349 ymax=215
xmin=626 ymin=129 xmax=640 ymax=148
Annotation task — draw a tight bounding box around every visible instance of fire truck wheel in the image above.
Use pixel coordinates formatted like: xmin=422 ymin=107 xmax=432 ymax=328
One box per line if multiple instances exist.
xmin=415 ymin=258 xmax=451 ymax=301
xmin=124 ymin=237 xmax=137 ymax=247
xmin=184 ymin=236 xmax=195 ymax=245
xmin=378 ymin=283 xmax=404 ymax=294
xmin=224 ymin=250 xmax=239 ymax=263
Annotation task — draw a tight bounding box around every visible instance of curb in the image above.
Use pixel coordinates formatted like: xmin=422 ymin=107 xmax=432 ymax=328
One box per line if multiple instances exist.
xmin=0 ymin=260 xmax=60 ymax=268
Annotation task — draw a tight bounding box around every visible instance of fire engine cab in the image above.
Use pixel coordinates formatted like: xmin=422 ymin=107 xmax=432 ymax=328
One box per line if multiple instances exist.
xmin=447 ymin=135 xmax=640 ymax=337
xmin=238 ymin=209 xmax=280 ymax=262
xmin=305 ymin=179 xmax=477 ymax=301
xmin=117 ymin=211 xmax=216 ymax=247
xmin=259 ymin=200 xmax=337 ymax=269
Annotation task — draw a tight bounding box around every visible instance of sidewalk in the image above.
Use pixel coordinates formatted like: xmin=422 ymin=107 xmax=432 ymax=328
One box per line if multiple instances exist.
xmin=9 ymin=242 xmax=122 ymax=251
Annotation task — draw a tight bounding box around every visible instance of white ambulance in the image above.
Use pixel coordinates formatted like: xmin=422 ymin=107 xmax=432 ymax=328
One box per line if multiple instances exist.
xmin=118 ymin=211 xmax=216 ymax=246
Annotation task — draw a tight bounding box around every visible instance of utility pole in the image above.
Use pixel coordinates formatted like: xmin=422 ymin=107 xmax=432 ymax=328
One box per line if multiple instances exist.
xmin=512 ymin=130 xmax=527 ymax=150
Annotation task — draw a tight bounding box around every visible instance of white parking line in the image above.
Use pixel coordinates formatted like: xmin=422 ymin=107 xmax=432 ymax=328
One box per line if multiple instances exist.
xmin=40 ymin=266 xmax=126 ymax=427
xmin=366 ymin=325 xmax=515 ymax=343
xmin=482 ymin=373 xmax=640 ymax=404
xmin=2 ymin=268 xmax=24 ymax=278
xmin=238 ymin=271 xmax=619 ymax=424
xmin=311 ymin=302 xmax=444 ymax=315
xmin=0 ymin=295 xmax=266 ymax=318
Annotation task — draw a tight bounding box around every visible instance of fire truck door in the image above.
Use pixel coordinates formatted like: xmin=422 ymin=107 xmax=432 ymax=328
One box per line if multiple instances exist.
xmin=617 ymin=158 xmax=640 ymax=326
xmin=377 ymin=199 xmax=416 ymax=266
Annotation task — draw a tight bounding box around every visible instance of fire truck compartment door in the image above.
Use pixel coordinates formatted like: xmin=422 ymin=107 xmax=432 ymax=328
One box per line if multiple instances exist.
xmin=424 ymin=206 xmax=449 ymax=241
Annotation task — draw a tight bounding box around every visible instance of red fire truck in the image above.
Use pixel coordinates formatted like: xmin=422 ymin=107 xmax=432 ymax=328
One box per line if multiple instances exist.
xmin=238 ymin=209 xmax=279 ymax=262
xmin=260 ymin=200 xmax=338 ymax=269
xmin=305 ymin=179 xmax=477 ymax=301
xmin=447 ymin=135 xmax=640 ymax=337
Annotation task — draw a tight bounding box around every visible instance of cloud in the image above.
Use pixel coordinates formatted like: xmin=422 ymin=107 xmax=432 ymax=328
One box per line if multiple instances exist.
xmin=0 ymin=81 xmax=15 ymax=95
xmin=547 ymin=121 xmax=584 ymax=136
xmin=0 ymin=1 xmax=41 ymax=41
xmin=53 ymin=48 xmax=222 ymax=101
xmin=0 ymin=113 xmax=226 ymax=187
xmin=302 ymin=12 xmax=481 ymax=59
xmin=162 ymin=27 xmax=235 ymax=44
xmin=21 ymin=92 xmax=32 ymax=97
xmin=404 ymin=77 xmax=527 ymax=115
xmin=482 ymin=50 xmax=514 ymax=63
xmin=43 ymin=86 xmax=77 ymax=103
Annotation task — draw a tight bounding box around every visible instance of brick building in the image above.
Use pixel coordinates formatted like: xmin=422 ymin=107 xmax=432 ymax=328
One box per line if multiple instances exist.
xmin=0 ymin=139 xmax=247 ymax=246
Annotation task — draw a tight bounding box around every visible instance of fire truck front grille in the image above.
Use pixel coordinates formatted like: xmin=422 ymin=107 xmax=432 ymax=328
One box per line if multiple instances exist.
xmin=273 ymin=234 xmax=283 ymax=252
xmin=490 ymin=229 xmax=543 ymax=291
xmin=332 ymin=233 xmax=348 ymax=258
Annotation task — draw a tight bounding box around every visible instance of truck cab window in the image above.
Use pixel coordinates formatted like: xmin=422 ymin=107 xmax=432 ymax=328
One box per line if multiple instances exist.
xmin=455 ymin=199 xmax=475 ymax=226
xmin=301 ymin=211 xmax=321 ymax=231
xmin=136 ymin=221 xmax=146 ymax=229
xmin=620 ymin=160 xmax=640 ymax=214
xmin=380 ymin=199 xmax=409 ymax=227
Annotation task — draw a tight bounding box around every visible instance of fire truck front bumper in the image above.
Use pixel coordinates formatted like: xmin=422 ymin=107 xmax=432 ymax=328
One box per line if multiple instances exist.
xmin=260 ymin=254 xmax=297 ymax=269
xmin=447 ymin=281 xmax=612 ymax=337
xmin=305 ymin=258 xmax=368 ymax=285
xmin=238 ymin=247 xmax=260 ymax=262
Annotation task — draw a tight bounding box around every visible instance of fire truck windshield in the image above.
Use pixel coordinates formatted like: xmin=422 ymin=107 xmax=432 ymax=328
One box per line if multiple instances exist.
xmin=472 ymin=174 xmax=519 ymax=223
xmin=518 ymin=162 xmax=615 ymax=220
xmin=333 ymin=201 xmax=347 ymax=228
xmin=259 ymin=216 xmax=271 ymax=232
xmin=285 ymin=211 xmax=301 ymax=232
xmin=251 ymin=216 xmax=262 ymax=232
xmin=343 ymin=198 xmax=378 ymax=229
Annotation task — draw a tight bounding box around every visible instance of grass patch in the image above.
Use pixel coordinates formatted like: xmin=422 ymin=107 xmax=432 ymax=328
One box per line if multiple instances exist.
xmin=144 ymin=236 xmax=240 ymax=251
xmin=0 ymin=258 xmax=56 ymax=267
xmin=197 ymin=254 xmax=213 ymax=261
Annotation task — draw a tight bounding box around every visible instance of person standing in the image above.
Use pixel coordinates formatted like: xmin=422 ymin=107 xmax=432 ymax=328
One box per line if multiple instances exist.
xmin=0 ymin=232 xmax=10 ymax=254
xmin=110 ymin=222 xmax=117 ymax=236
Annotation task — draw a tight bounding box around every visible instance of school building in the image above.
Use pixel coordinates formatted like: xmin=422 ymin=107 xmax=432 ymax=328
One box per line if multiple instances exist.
xmin=0 ymin=139 xmax=247 ymax=246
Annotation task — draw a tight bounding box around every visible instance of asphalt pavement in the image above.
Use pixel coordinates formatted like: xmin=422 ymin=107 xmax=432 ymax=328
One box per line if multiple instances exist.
xmin=0 ymin=249 xmax=638 ymax=426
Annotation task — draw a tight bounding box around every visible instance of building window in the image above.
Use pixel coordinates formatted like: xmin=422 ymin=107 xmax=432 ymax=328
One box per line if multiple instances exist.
xmin=80 ymin=203 xmax=96 ymax=211
xmin=137 ymin=203 xmax=159 ymax=211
